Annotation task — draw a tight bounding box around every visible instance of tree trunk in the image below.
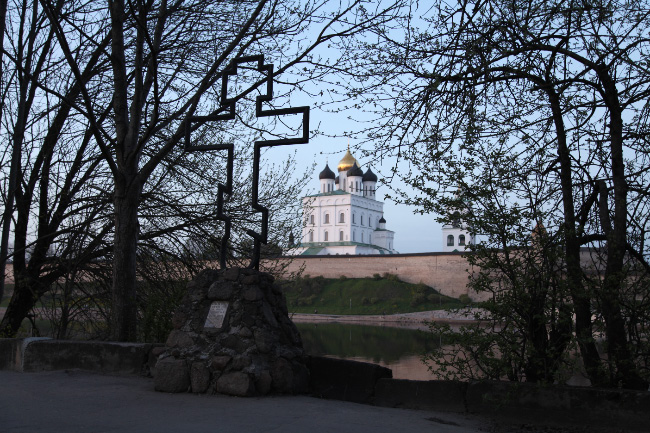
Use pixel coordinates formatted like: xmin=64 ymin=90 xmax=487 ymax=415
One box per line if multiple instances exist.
xmin=597 ymin=66 xmax=648 ymax=390
xmin=547 ymin=87 xmax=606 ymax=386
xmin=110 ymin=174 xmax=142 ymax=342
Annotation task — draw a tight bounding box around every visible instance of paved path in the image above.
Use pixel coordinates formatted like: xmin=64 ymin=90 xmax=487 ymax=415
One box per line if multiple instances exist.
xmin=0 ymin=370 xmax=490 ymax=433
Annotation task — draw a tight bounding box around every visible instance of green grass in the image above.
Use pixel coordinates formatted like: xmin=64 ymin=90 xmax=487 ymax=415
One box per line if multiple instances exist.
xmin=280 ymin=274 xmax=464 ymax=315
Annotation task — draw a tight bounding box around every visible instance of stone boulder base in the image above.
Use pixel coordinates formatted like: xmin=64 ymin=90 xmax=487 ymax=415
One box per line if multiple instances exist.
xmin=154 ymin=268 xmax=308 ymax=396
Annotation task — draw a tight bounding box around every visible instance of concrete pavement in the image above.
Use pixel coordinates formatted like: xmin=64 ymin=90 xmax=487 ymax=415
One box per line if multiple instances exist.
xmin=0 ymin=370 xmax=487 ymax=433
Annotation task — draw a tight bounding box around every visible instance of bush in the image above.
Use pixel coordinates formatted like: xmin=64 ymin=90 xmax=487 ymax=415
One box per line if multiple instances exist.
xmin=459 ymin=294 xmax=471 ymax=305
xmin=383 ymin=272 xmax=400 ymax=282
xmin=373 ymin=273 xmax=382 ymax=280
xmin=410 ymin=293 xmax=427 ymax=307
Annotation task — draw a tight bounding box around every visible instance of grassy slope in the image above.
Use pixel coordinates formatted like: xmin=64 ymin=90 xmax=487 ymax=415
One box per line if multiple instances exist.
xmin=281 ymin=275 xmax=464 ymax=315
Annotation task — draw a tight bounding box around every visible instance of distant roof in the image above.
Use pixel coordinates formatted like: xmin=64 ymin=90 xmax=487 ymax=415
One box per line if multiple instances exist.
xmin=337 ymin=147 xmax=360 ymax=172
xmin=347 ymin=162 xmax=363 ymax=177
xmin=319 ymin=164 xmax=335 ymax=180
xmin=362 ymin=168 xmax=378 ymax=182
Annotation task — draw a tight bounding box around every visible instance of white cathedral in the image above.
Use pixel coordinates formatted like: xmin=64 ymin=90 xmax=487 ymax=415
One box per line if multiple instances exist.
xmin=291 ymin=148 xmax=398 ymax=255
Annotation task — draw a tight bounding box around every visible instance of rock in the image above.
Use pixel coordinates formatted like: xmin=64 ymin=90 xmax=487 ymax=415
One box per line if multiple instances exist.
xmin=171 ymin=312 xmax=187 ymax=330
xmin=261 ymin=303 xmax=278 ymax=327
xmin=238 ymin=327 xmax=253 ymax=338
xmin=217 ymin=372 xmax=254 ymax=397
xmin=154 ymin=358 xmax=190 ymax=393
xmin=256 ymin=371 xmax=272 ymax=395
xmin=242 ymin=274 xmax=260 ymax=285
xmin=208 ymin=281 xmax=234 ymax=300
xmin=231 ymin=355 xmax=252 ymax=370
xmin=211 ymin=355 xmax=231 ymax=370
xmin=157 ymin=267 xmax=307 ymax=397
xmin=191 ymin=362 xmax=211 ymax=393
xmin=151 ymin=346 xmax=166 ymax=357
xmin=243 ymin=286 xmax=263 ymax=301
xmin=223 ymin=268 xmax=240 ymax=281
xmin=271 ymin=357 xmax=294 ymax=393
xmin=254 ymin=329 xmax=275 ymax=354
xmin=166 ymin=330 xmax=194 ymax=348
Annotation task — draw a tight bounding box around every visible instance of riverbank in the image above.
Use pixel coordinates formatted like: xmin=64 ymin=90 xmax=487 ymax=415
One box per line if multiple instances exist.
xmin=291 ymin=308 xmax=481 ymax=331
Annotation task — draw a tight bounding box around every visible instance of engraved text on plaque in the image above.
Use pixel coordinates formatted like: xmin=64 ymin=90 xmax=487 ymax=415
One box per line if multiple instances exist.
xmin=204 ymin=301 xmax=229 ymax=329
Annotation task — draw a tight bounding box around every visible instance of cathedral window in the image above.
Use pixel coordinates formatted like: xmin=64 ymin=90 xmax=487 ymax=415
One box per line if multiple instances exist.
xmin=310 ymin=215 xmax=314 ymax=225
xmin=353 ymin=231 xmax=356 ymax=241
xmin=339 ymin=231 xmax=343 ymax=241
xmin=324 ymin=231 xmax=329 ymax=241
xmin=361 ymin=215 xmax=364 ymax=226
xmin=339 ymin=212 xmax=345 ymax=223
xmin=361 ymin=232 xmax=364 ymax=242
xmin=447 ymin=235 xmax=454 ymax=246
xmin=309 ymin=231 xmax=313 ymax=242
xmin=459 ymin=235 xmax=466 ymax=246
xmin=324 ymin=213 xmax=330 ymax=224
xmin=352 ymin=214 xmax=356 ymax=224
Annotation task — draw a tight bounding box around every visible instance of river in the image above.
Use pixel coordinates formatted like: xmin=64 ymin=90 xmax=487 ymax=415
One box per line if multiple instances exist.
xmin=294 ymin=322 xmax=442 ymax=381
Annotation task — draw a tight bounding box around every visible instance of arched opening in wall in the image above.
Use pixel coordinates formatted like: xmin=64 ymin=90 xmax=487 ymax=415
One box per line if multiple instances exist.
xmin=352 ymin=214 xmax=356 ymax=224
xmin=353 ymin=231 xmax=356 ymax=241
xmin=361 ymin=232 xmax=364 ymax=242
xmin=324 ymin=213 xmax=330 ymax=224
xmin=361 ymin=215 xmax=364 ymax=226
xmin=369 ymin=234 xmax=372 ymax=244
xmin=324 ymin=231 xmax=329 ymax=241
xmin=339 ymin=212 xmax=345 ymax=223
xmin=309 ymin=231 xmax=314 ymax=242
xmin=339 ymin=231 xmax=344 ymax=241
xmin=310 ymin=214 xmax=314 ymax=225
xmin=459 ymin=235 xmax=466 ymax=246
xmin=447 ymin=235 xmax=454 ymax=246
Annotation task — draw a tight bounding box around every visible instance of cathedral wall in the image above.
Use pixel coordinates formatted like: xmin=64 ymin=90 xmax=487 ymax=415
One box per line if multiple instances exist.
xmin=266 ymin=253 xmax=490 ymax=302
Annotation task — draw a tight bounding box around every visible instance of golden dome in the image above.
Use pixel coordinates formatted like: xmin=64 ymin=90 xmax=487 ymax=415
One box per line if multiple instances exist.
xmin=337 ymin=147 xmax=360 ymax=172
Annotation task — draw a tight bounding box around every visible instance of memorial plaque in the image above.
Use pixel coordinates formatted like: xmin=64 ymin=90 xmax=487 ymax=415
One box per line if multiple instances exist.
xmin=204 ymin=301 xmax=229 ymax=329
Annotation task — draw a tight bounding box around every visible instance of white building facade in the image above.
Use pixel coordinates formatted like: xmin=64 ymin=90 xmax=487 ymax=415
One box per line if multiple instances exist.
xmin=441 ymin=197 xmax=475 ymax=252
xmin=292 ymin=148 xmax=397 ymax=255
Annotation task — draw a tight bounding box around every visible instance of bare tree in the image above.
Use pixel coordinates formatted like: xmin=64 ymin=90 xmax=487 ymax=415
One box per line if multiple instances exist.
xmin=1 ymin=0 xmax=405 ymax=340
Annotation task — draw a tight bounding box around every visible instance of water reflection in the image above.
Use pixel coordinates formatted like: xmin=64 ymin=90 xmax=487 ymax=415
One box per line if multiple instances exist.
xmin=295 ymin=322 xmax=440 ymax=380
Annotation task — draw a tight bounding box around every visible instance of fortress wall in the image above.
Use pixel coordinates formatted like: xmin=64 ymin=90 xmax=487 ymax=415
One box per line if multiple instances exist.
xmin=4 ymin=263 xmax=12 ymax=284
xmin=267 ymin=253 xmax=488 ymax=301
xmin=2 ymin=255 xmax=487 ymax=301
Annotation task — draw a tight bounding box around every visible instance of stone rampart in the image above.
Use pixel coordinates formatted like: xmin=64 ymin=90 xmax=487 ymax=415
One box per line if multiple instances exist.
xmin=266 ymin=252 xmax=487 ymax=301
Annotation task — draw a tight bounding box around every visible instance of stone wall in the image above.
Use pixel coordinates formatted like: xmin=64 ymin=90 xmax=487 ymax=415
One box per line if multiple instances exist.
xmin=265 ymin=252 xmax=487 ymax=301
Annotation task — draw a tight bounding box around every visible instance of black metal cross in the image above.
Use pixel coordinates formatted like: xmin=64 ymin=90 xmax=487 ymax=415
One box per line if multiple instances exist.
xmin=184 ymin=55 xmax=310 ymax=270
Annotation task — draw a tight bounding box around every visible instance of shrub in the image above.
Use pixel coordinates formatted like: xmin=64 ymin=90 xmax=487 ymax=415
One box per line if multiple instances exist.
xmin=410 ymin=293 xmax=427 ymax=307
xmin=459 ymin=294 xmax=471 ymax=305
